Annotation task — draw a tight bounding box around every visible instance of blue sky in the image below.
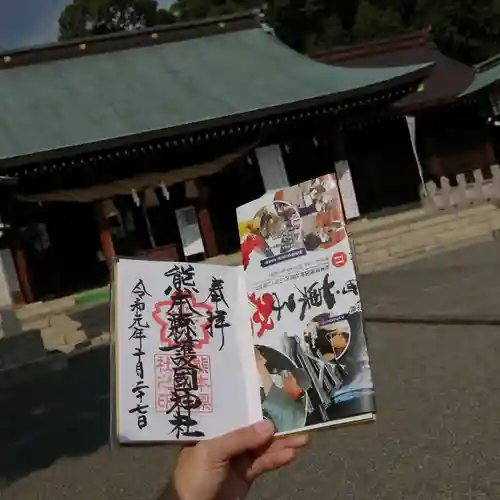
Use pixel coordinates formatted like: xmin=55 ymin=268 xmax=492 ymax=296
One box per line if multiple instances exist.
xmin=0 ymin=0 xmax=174 ymax=51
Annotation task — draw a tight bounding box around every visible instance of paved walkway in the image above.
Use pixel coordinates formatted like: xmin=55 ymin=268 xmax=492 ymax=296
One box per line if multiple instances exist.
xmin=1 ymin=240 xmax=500 ymax=499
xmin=361 ymin=239 xmax=500 ymax=322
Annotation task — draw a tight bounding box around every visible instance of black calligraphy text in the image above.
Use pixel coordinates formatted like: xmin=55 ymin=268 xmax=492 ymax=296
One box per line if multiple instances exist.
xmin=128 ymin=279 xmax=152 ymax=430
xmin=204 ymin=277 xmax=230 ymax=351
xmin=160 ymin=265 xmax=205 ymax=439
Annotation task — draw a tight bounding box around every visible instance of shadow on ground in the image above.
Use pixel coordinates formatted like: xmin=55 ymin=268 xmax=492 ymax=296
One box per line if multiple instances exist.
xmin=67 ymin=301 xmax=110 ymax=340
xmin=0 ymin=346 xmax=110 ymax=487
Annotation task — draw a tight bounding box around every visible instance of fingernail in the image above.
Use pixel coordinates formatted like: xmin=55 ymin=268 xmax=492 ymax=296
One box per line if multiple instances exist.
xmin=254 ymin=419 xmax=275 ymax=436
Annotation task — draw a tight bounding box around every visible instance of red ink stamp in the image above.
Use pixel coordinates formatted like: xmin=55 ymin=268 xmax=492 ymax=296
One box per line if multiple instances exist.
xmin=155 ymin=354 xmax=213 ymax=413
xmin=332 ymin=252 xmax=347 ymax=268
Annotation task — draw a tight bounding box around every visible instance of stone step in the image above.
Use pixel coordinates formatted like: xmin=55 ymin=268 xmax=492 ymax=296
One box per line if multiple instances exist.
xmin=352 ymin=203 xmax=500 ymax=259
xmin=351 ymin=202 xmax=498 ymax=243
xmin=355 ymin=232 xmax=495 ymax=275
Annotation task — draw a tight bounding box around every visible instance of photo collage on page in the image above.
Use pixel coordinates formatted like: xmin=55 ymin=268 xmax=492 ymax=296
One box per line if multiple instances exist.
xmin=237 ymin=174 xmax=376 ymax=434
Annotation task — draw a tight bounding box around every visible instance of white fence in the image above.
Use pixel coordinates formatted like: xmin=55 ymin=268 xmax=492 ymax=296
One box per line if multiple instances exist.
xmin=421 ymin=164 xmax=500 ymax=210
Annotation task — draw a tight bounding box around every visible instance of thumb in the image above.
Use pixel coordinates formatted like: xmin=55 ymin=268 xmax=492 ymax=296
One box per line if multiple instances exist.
xmin=208 ymin=420 xmax=275 ymax=461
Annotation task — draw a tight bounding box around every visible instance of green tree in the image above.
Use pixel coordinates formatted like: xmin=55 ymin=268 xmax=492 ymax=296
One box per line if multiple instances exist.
xmin=169 ymin=0 xmax=363 ymax=52
xmin=303 ymin=0 xmax=406 ymax=52
xmin=351 ymin=1 xmax=406 ymax=42
xmin=169 ymin=0 xmax=260 ymax=21
xmin=58 ymin=0 xmax=176 ymax=40
xmin=415 ymin=0 xmax=500 ymax=63
xmin=367 ymin=0 xmax=417 ymax=27
xmin=59 ymin=0 xmax=500 ymax=65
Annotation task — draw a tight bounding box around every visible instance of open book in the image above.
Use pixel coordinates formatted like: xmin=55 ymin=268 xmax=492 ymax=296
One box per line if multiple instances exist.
xmin=112 ymin=174 xmax=375 ymax=443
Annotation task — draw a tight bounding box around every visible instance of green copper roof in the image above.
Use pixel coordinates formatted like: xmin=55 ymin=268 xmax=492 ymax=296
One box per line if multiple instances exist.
xmin=0 ymin=17 xmax=429 ymax=166
xmin=460 ymin=54 xmax=500 ymax=96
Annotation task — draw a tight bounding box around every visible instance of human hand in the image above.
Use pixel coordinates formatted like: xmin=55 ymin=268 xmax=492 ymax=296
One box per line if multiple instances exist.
xmin=163 ymin=420 xmax=309 ymax=500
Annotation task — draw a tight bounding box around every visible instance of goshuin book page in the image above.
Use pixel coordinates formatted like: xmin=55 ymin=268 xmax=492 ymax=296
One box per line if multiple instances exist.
xmin=112 ymin=173 xmax=376 ymax=444
xmin=112 ymin=259 xmax=261 ymax=443
xmin=237 ymin=173 xmax=376 ymax=435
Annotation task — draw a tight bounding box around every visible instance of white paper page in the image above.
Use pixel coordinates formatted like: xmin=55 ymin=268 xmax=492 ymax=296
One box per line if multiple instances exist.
xmin=237 ymin=174 xmax=375 ymax=436
xmin=113 ymin=258 xmax=260 ymax=443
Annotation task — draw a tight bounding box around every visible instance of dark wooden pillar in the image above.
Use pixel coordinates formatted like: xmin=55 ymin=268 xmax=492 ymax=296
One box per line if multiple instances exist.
xmin=191 ymin=179 xmax=218 ymax=258
xmin=11 ymin=237 xmax=34 ymax=305
xmin=485 ymin=137 xmax=497 ymax=165
xmin=94 ymin=200 xmax=116 ymax=266
xmin=2 ymin=193 xmax=34 ymax=304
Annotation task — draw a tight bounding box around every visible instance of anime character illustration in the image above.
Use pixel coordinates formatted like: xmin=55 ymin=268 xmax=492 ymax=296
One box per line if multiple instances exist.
xmin=256 ymin=201 xmax=302 ymax=255
xmin=302 ymin=313 xmax=351 ymax=362
xmin=275 ymin=175 xmax=347 ymax=251
xmin=280 ymin=314 xmax=351 ymax=423
xmin=284 ymin=311 xmax=374 ymax=425
xmin=254 ymin=345 xmax=309 ymax=433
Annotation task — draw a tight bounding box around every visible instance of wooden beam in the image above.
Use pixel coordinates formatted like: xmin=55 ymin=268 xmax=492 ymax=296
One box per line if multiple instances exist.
xmin=94 ymin=201 xmax=116 ymax=266
xmin=197 ymin=206 xmax=218 ymax=258
xmin=194 ymin=179 xmax=218 ymax=258
xmin=11 ymin=235 xmax=34 ymax=304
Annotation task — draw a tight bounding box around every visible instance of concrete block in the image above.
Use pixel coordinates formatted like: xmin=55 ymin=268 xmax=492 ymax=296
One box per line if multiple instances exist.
xmin=355 ymin=248 xmax=390 ymax=265
xmin=397 ymin=231 xmax=435 ymax=249
xmin=74 ymin=339 xmax=92 ymax=351
xmin=354 ymin=225 xmax=410 ymax=245
xmin=22 ymin=317 xmax=50 ymax=331
xmin=438 ymin=220 xmax=463 ymax=233
xmin=388 ymin=239 xmax=429 ymax=256
xmin=349 ymin=207 xmax=425 ymax=233
xmin=437 ymin=222 xmax=490 ymax=243
xmin=63 ymin=329 xmax=88 ymax=346
xmin=57 ymin=344 xmax=75 ymax=354
xmin=91 ymin=332 xmax=111 ymax=347
xmin=40 ymin=327 xmax=65 ymax=351
xmin=456 ymin=213 xmax=494 ymax=230
xmin=351 ymin=242 xmax=368 ymax=255
xmin=15 ymin=303 xmax=51 ymax=321
xmin=49 ymin=313 xmax=81 ymax=331
xmin=408 ymin=212 xmax=458 ymax=230
xmin=47 ymin=296 xmax=75 ymax=314
xmin=368 ymin=235 xmax=402 ymax=250
xmin=459 ymin=203 xmax=497 ymax=216
xmin=489 ymin=217 xmax=500 ymax=231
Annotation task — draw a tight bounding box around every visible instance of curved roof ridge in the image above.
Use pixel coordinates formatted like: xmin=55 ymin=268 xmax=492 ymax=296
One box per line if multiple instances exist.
xmin=0 ymin=10 xmax=263 ymax=69
xmin=312 ymin=28 xmax=433 ymax=63
xmin=474 ymin=53 xmax=500 ymax=73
